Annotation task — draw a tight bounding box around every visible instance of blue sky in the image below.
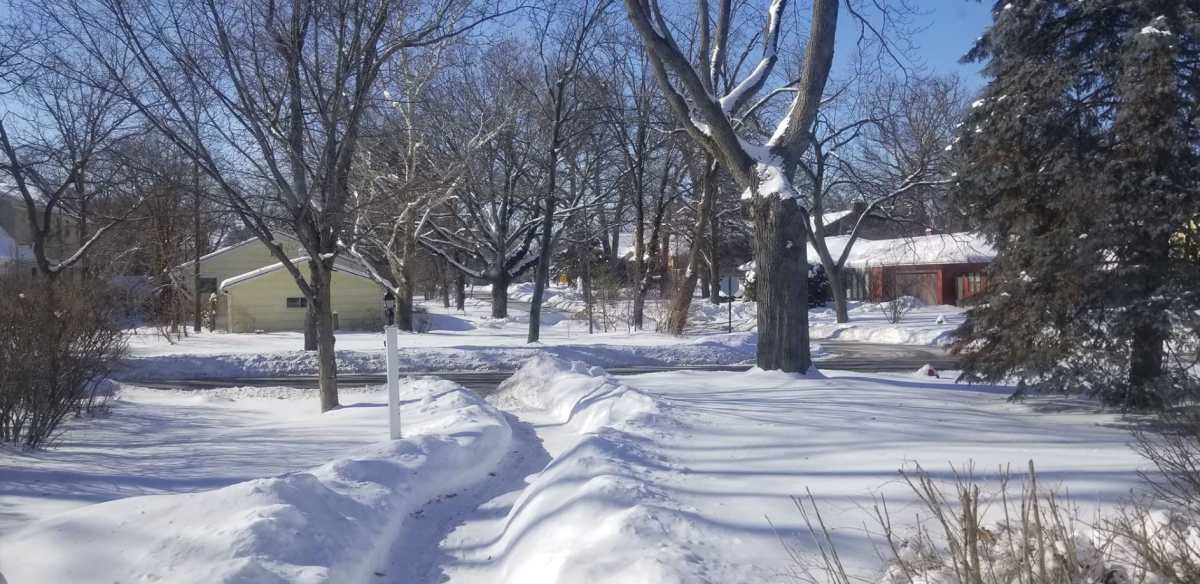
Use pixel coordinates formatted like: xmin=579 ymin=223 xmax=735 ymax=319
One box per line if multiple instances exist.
xmin=834 ymin=1 xmax=995 ymax=91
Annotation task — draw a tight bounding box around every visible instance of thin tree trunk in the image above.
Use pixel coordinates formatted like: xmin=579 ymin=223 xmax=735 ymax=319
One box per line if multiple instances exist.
xmin=709 ymin=210 xmax=721 ymax=304
xmin=440 ymin=263 xmax=451 ymax=308
xmin=192 ymin=157 xmax=202 ymax=333
xmin=313 ymin=264 xmax=339 ymax=412
xmin=583 ymin=243 xmax=594 ymax=334
xmin=829 ymin=266 xmax=849 ymax=323
xmin=527 ymin=190 xmax=554 ymax=342
xmin=665 ymin=158 xmax=718 ymax=335
xmin=752 ymin=196 xmax=810 ymax=372
xmin=454 ymin=252 xmax=466 ymax=311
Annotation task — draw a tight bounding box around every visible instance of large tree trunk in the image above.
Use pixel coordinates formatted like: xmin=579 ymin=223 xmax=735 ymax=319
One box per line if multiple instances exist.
xmin=751 ymin=196 xmax=810 ymax=372
xmin=490 ymin=271 xmax=510 ymax=319
xmin=396 ymin=269 xmax=415 ymax=332
xmin=665 ymin=159 xmax=718 ymax=335
xmin=313 ymin=264 xmax=339 ymax=412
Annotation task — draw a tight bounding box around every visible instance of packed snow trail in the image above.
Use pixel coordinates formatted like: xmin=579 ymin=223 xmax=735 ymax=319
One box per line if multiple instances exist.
xmin=386 ymin=356 xmax=1144 ymax=583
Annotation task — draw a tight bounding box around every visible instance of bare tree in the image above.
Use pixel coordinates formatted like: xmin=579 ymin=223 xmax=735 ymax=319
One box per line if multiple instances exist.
xmin=525 ymin=0 xmax=615 ymax=343
xmin=806 ymin=75 xmax=964 ymax=323
xmin=622 ymin=0 xmax=840 ymax=371
xmin=347 ymin=46 xmax=495 ymax=331
xmin=664 ymin=153 xmax=717 ymax=334
xmin=0 ymin=50 xmax=141 ymax=283
xmin=417 ymin=44 xmax=545 ymax=319
xmin=31 ymin=0 xmax=509 ymax=411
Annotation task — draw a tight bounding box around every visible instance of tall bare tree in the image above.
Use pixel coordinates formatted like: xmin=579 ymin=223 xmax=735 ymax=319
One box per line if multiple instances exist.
xmin=525 ymin=0 xmax=615 ymax=343
xmin=31 ymin=0 xmax=509 ymax=411
xmin=622 ymin=0 xmax=839 ymax=371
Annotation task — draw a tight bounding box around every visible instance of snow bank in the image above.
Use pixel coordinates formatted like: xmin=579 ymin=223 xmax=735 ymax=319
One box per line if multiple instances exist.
xmin=0 ymin=380 xmax=512 ymax=584
xmin=809 ymin=301 xmax=964 ymax=346
xmin=119 ymin=339 xmax=757 ymax=381
xmin=482 ymin=355 xmax=735 ymax=583
xmin=508 ymin=282 xmax=586 ymax=313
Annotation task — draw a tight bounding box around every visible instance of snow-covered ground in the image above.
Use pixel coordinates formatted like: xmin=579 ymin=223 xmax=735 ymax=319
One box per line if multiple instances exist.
xmin=0 ymin=379 xmax=512 ymax=582
xmin=0 ymin=358 xmax=1147 ymax=583
xmin=120 ymin=296 xmax=758 ymax=380
xmin=119 ymin=287 xmax=962 ymax=382
xmin=690 ymin=297 xmax=964 ymax=346
xmin=809 ymin=300 xmax=965 ymax=345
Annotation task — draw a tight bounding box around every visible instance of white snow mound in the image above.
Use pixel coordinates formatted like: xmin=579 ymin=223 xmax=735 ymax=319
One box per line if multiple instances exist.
xmin=0 ymin=380 xmax=512 ymax=584
xmin=482 ymin=355 xmax=733 ymax=583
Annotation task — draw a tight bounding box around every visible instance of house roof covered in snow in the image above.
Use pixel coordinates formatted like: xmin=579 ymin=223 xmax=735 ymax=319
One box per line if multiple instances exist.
xmin=738 ymin=232 xmax=995 ymax=272
xmin=177 ymin=232 xmax=302 ymax=270
xmin=809 ymin=209 xmax=853 ymax=232
xmin=219 ymin=255 xmax=373 ymax=292
xmin=820 ymin=232 xmax=995 ymax=269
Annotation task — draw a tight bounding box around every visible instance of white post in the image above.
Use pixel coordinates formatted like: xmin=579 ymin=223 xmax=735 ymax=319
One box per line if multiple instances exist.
xmin=385 ymin=325 xmax=402 ymax=439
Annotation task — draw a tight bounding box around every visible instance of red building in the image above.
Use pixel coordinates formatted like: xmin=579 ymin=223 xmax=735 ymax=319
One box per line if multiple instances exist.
xmin=819 ymin=233 xmax=995 ymax=307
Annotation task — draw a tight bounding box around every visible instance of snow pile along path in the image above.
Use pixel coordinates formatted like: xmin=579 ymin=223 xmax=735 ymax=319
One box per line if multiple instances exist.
xmin=439 ymin=355 xmax=744 ymax=583
xmin=0 ymin=380 xmax=512 ymax=584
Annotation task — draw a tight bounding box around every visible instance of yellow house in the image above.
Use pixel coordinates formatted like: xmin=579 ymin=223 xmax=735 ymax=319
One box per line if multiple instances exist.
xmin=176 ymin=234 xmax=385 ymax=333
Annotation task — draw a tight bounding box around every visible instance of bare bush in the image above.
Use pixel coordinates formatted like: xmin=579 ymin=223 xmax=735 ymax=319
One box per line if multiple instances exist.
xmin=0 ymin=277 xmax=127 ymax=448
xmin=786 ymin=456 xmax=1200 ymax=584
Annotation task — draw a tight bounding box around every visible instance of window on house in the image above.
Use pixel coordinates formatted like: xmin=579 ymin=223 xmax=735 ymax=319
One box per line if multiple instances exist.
xmin=286 ymin=297 xmax=308 ymax=309
xmin=197 ymin=277 xmax=218 ymax=293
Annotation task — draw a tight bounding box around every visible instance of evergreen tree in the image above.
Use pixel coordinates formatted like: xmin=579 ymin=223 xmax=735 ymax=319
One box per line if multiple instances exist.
xmin=953 ymin=0 xmax=1200 ymax=407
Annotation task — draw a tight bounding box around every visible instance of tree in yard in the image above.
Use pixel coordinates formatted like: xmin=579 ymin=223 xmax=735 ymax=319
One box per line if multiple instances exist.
xmin=0 ymin=37 xmax=142 ymax=283
xmin=347 ymin=46 xmax=497 ymax=332
xmin=622 ymin=0 xmax=841 ymax=371
xmin=525 ymin=0 xmax=615 ymax=343
xmin=31 ymin=0 xmax=507 ymax=412
xmin=416 ymin=45 xmax=546 ymax=319
xmin=805 ymin=75 xmax=963 ymax=323
xmin=952 ymin=0 xmax=1200 ymax=408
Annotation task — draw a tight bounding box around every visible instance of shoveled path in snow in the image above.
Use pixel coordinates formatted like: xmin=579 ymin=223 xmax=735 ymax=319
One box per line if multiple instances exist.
xmin=383 ymin=361 xmax=1146 ymax=583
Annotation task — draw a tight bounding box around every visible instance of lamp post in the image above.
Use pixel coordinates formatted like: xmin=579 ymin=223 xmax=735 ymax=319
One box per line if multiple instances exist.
xmin=383 ymin=290 xmax=395 ymax=326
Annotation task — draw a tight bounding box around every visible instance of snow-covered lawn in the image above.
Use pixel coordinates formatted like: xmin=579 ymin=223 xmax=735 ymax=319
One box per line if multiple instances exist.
xmin=120 ymin=297 xmax=758 ymax=380
xmin=0 ymin=358 xmax=1147 ymax=583
xmin=0 ymin=379 xmax=511 ymax=582
xmin=809 ymin=300 xmax=965 ymax=345
xmin=690 ymin=297 xmax=964 ymax=345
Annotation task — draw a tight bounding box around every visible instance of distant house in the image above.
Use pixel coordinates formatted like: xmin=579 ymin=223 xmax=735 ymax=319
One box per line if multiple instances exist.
xmin=812 ymin=233 xmax=994 ymax=306
xmin=811 ymin=201 xmax=914 ymax=240
xmin=0 ymin=191 xmax=78 ymax=276
xmin=175 ymin=234 xmax=385 ymax=333
xmin=0 ymin=224 xmax=34 ymax=276
xmin=739 ymin=232 xmax=994 ymax=307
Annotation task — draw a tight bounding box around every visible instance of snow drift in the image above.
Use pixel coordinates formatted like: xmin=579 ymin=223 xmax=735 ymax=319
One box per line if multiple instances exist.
xmin=0 ymin=380 xmax=512 ymax=584
xmin=481 ymin=355 xmax=734 ymax=583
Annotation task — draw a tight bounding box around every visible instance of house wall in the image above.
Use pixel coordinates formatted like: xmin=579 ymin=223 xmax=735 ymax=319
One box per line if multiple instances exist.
xmin=185 ymin=237 xmax=305 ymax=330
xmin=869 ymin=262 xmax=990 ymax=306
xmin=223 ymin=267 xmax=384 ymax=333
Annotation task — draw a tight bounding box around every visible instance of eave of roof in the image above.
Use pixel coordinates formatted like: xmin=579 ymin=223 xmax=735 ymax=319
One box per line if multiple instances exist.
xmin=218 ymin=255 xmax=373 ymax=292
